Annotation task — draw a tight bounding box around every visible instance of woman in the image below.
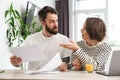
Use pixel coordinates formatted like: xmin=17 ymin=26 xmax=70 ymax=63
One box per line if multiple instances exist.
xmin=60 ymin=17 xmax=111 ymax=71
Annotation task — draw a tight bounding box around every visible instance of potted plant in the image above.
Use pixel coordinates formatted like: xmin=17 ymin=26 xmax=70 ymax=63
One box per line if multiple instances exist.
xmin=5 ymin=3 xmax=42 ymax=47
xmin=4 ymin=3 xmax=29 ymax=47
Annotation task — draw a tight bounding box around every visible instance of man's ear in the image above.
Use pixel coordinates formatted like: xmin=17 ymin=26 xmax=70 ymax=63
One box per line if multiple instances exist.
xmin=40 ymin=21 xmax=45 ymax=26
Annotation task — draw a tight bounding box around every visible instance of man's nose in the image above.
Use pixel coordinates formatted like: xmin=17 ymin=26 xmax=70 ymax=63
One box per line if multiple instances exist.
xmin=54 ymin=22 xmax=58 ymax=27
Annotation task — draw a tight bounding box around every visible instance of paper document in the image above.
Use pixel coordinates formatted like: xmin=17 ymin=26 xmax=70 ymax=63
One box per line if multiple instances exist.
xmin=9 ymin=45 xmax=47 ymax=62
xmin=26 ymin=52 xmax=62 ymax=74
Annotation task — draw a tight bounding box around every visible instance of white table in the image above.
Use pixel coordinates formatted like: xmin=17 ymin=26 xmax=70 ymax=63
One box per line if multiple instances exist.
xmin=0 ymin=69 xmax=120 ymax=80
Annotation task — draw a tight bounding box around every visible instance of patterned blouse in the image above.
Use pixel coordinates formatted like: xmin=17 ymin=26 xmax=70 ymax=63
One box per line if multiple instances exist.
xmin=72 ymin=40 xmax=112 ymax=71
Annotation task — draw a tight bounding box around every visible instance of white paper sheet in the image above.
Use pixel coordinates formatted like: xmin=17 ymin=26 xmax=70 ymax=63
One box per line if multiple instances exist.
xmin=9 ymin=45 xmax=47 ymax=62
xmin=26 ymin=52 xmax=62 ymax=74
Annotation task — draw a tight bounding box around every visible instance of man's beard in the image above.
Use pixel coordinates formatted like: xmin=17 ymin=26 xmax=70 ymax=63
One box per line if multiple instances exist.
xmin=45 ymin=24 xmax=58 ymax=35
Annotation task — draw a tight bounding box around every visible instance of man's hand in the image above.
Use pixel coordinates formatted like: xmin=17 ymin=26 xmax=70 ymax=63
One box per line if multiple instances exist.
xmin=10 ymin=55 xmax=22 ymax=67
xmin=72 ymin=58 xmax=82 ymax=70
xmin=58 ymin=62 xmax=68 ymax=71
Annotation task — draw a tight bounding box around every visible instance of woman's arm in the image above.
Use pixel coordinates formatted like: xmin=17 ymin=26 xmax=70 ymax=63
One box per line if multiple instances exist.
xmin=73 ymin=44 xmax=111 ymax=70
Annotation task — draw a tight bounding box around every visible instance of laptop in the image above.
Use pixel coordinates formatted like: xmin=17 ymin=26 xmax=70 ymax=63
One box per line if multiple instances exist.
xmin=96 ymin=50 xmax=120 ymax=76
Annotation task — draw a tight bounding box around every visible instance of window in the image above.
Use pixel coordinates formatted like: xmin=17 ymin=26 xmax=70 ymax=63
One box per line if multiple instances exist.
xmin=108 ymin=0 xmax=120 ymax=46
xmin=73 ymin=0 xmax=120 ymax=46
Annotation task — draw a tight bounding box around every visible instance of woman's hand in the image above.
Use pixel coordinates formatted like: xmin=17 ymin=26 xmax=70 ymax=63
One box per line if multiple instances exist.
xmin=10 ymin=55 xmax=22 ymax=67
xmin=72 ymin=58 xmax=82 ymax=70
xmin=59 ymin=40 xmax=79 ymax=51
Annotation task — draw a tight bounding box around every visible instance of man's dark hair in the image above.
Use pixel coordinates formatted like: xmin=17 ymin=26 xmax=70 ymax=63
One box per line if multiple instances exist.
xmin=38 ymin=6 xmax=58 ymax=21
xmin=85 ymin=17 xmax=106 ymax=42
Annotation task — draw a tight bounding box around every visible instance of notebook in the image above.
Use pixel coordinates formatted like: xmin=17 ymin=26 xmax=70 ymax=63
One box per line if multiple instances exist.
xmin=96 ymin=50 xmax=120 ymax=76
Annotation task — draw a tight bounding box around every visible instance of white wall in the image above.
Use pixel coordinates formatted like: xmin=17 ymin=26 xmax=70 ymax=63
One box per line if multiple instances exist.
xmin=0 ymin=0 xmax=55 ymax=69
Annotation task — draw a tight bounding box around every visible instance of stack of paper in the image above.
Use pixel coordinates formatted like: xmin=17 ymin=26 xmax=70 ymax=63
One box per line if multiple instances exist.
xmin=9 ymin=45 xmax=62 ymax=74
xmin=9 ymin=45 xmax=47 ymax=62
xmin=26 ymin=52 xmax=62 ymax=74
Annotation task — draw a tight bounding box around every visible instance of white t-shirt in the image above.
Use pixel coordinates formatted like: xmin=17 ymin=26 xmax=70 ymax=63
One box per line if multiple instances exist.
xmin=23 ymin=31 xmax=71 ymax=70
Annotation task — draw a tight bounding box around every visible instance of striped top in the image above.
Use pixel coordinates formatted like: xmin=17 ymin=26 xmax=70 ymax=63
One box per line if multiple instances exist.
xmin=72 ymin=40 xmax=111 ymax=71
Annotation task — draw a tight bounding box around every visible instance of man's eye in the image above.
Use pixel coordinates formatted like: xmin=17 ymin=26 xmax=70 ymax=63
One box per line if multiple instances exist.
xmin=49 ymin=21 xmax=54 ymax=23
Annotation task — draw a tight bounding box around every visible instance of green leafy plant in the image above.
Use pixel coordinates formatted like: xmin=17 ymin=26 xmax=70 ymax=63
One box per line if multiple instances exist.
xmin=5 ymin=3 xmax=30 ymax=47
xmin=5 ymin=3 xmax=42 ymax=47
